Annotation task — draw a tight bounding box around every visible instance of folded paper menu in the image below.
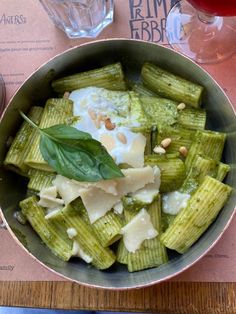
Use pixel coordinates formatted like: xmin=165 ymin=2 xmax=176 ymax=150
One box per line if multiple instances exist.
xmin=0 ymin=0 xmax=235 ymax=282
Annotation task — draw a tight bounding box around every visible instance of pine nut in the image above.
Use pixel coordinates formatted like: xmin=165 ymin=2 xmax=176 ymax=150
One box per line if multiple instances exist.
xmin=161 ymin=138 xmax=172 ymax=148
xmin=97 ymin=113 xmax=104 ymax=123
xmin=88 ymin=108 xmax=97 ymax=120
xmin=105 ymin=118 xmax=116 ymax=130
xmin=153 ymin=145 xmax=166 ymax=154
xmin=179 ymin=146 xmax=188 ymax=157
xmin=94 ymin=119 xmax=101 ymax=129
xmin=100 ymin=114 xmax=108 ymax=122
xmin=117 ymin=132 xmax=127 ymax=144
xmin=177 ymin=102 xmax=186 ymax=110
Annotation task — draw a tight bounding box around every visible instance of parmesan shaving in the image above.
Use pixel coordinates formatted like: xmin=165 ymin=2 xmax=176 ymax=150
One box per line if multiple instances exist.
xmin=162 ymin=191 xmax=190 ymax=215
xmin=113 ymin=201 xmax=124 ymax=215
xmin=67 ymin=228 xmax=78 ymax=239
xmin=72 ymin=241 xmax=93 ymax=263
xmin=38 ymin=186 xmax=64 ymax=209
xmin=131 ymin=166 xmax=161 ymax=204
xmin=120 ymin=208 xmax=158 ymax=253
xmin=80 ymin=166 xmax=155 ymax=223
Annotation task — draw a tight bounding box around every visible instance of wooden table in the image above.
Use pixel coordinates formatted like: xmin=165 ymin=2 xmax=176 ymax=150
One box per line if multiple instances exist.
xmin=0 ymin=281 xmax=236 ymax=313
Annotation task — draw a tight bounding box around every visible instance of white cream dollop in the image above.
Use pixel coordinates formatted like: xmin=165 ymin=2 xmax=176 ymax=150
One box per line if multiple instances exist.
xmin=69 ymin=87 xmax=146 ymax=168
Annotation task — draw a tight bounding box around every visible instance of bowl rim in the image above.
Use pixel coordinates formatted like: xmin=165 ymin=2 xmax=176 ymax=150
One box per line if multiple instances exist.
xmin=1 ymin=38 xmax=236 ymax=290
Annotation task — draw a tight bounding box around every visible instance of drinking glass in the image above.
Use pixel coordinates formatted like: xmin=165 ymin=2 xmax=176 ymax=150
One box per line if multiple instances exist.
xmin=39 ymin=0 xmax=114 ymax=39
xmin=166 ymin=0 xmax=236 ymax=63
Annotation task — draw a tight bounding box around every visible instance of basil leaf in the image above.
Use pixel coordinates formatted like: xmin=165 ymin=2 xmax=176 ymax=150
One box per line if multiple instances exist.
xmin=20 ymin=111 xmax=124 ymax=182
xmin=39 ymin=124 xmax=124 ymax=182
xmin=41 ymin=124 xmax=92 ymax=144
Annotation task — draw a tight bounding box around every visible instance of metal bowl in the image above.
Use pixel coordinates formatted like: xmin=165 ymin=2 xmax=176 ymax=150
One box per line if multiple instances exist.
xmin=0 ymin=39 xmax=235 ymax=289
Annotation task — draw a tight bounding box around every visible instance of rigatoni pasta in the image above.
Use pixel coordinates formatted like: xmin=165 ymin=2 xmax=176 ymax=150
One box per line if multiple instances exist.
xmin=145 ymin=155 xmax=186 ymax=192
xmin=4 ymin=61 xmax=232 ymax=274
xmin=4 ymin=106 xmax=43 ymax=175
xmin=141 ymin=62 xmax=204 ymax=108
xmin=20 ymin=196 xmax=73 ymax=261
xmin=52 ymin=62 xmax=127 ymax=93
xmin=185 ymin=130 xmax=226 ymax=171
xmin=126 ymin=196 xmax=168 ymax=272
xmin=161 ymin=176 xmax=232 ymax=253
xmin=47 ymin=203 xmax=116 ymax=270
xmin=157 ymin=125 xmax=196 ymax=154
xmin=24 ymin=98 xmax=73 ymax=172
xmin=72 ymin=198 xmax=124 ymax=247
xmin=27 ymin=169 xmax=55 ymax=192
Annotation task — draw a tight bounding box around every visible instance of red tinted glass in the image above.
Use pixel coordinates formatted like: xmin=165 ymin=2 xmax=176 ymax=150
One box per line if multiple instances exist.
xmin=187 ymin=0 xmax=236 ymax=16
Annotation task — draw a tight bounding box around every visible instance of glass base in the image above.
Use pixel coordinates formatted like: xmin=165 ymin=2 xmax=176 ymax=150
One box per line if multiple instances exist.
xmin=40 ymin=0 xmax=114 ymax=39
xmin=166 ymin=0 xmax=236 ymax=64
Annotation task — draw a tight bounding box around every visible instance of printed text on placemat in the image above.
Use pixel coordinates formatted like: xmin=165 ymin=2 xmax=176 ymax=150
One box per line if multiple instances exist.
xmin=129 ymin=0 xmax=178 ymax=43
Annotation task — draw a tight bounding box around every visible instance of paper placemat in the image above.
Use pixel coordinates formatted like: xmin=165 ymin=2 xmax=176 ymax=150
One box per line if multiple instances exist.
xmin=0 ymin=0 xmax=235 ymax=282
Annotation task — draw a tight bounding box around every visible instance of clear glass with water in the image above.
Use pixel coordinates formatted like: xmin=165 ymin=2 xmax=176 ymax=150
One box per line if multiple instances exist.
xmin=39 ymin=0 xmax=114 ymax=38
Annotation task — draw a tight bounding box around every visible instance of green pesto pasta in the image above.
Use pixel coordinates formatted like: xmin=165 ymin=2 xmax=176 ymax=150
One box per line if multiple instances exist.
xmin=4 ymin=61 xmax=231 ymax=275
xmin=71 ymin=198 xmax=124 ymax=247
xmin=141 ymin=62 xmax=204 ymax=108
xmin=145 ymin=155 xmax=186 ymax=192
xmin=161 ymin=176 xmax=232 ymax=253
xmin=185 ymin=130 xmax=226 ymax=172
xmin=20 ymin=196 xmax=72 ymax=261
xmin=48 ymin=204 xmax=116 ymax=269
xmin=27 ymin=169 xmax=56 ymax=192
xmin=127 ymin=196 xmax=168 ymax=272
xmin=157 ymin=125 xmax=195 ymax=155
xmin=52 ymin=63 xmax=127 ymax=93
xmin=4 ymin=106 xmax=43 ymax=175
xmin=180 ymin=155 xmax=218 ymax=194
xmin=24 ymin=98 xmax=73 ymax=172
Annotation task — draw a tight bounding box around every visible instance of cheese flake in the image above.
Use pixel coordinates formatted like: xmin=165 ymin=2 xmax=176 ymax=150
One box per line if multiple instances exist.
xmin=53 ymin=175 xmax=118 ymax=205
xmin=67 ymin=228 xmax=78 ymax=239
xmin=80 ymin=166 xmax=155 ymax=223
xmin=80 ymin=187 xmax=118 ymax=223
xmin=38 ymin=186 xmax=64 ymax=209
xmin=53 ymin=175 xmax=81 ymax=205
xmin=122 ymin=133 xmax=146 ymax=168
xmin=162 ymin=191 xmax=190 ymax=215
xmin=120 ymin=208 xmax=158 ymax=253
xmin=45 ymin=208 xmax=61 ymax=220
xmin=113 ymin=201 xmax=124 ymax=215
xmin=72 ymin=241 xmax=93 ymax=263
xmin=131 ymin=166 xmax=161 ymax=204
